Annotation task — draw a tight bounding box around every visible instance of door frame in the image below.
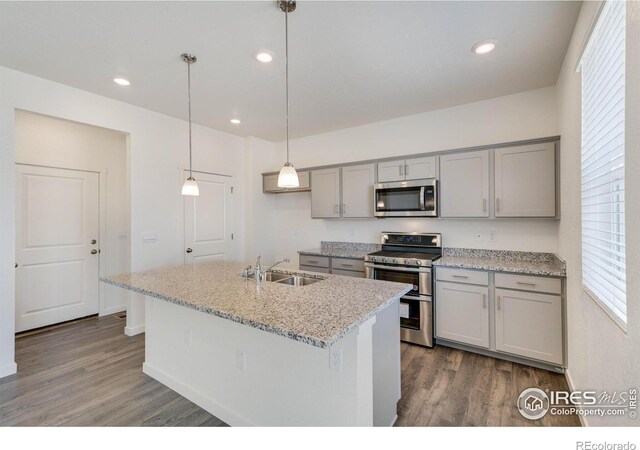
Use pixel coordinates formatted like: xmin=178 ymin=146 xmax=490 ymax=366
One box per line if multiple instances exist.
xmin=15 ymin=162 xmax=110 ymax=317
xmin=178 ymin=167 xmax=234 ymax=265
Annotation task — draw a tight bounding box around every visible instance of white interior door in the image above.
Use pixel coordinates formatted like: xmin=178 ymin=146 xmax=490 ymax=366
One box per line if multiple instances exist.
xmin=184 ymin=171 xmax=234 ymax=264
xmin=15 ymin=164 xmax=100 ymax=332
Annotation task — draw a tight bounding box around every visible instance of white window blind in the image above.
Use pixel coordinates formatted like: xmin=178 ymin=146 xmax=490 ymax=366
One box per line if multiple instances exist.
xmin=580 ymin=0 xmax=626 ymax=325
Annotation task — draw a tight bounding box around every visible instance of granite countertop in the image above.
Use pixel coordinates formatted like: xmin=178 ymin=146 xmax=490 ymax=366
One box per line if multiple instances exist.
xmin=433 ymin=248 xmax=566 ymax=277
xmin=298 ymin=241 xmax=381 ymax=260
xmin=102 ymin=261 xmax=411 ymax=348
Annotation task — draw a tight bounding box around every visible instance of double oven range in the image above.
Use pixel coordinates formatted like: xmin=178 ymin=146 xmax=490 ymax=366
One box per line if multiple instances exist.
xmin=364 ymin=232 xmax=441 ymax=347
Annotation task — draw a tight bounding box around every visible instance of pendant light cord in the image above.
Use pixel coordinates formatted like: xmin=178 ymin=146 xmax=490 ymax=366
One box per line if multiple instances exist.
xmin=285 ymin=5 xmax=290 ymax=165
xmin=187 ymin=58 xmax=193 ymax=178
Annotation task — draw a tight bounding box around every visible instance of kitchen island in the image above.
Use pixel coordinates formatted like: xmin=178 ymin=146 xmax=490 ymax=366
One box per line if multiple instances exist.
xmin=102 ymin=261 xmax=411 ymax=426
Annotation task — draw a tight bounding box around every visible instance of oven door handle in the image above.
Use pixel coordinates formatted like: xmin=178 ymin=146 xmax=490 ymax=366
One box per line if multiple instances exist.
xmin=365 ymin=263 xmax=431 ymax=273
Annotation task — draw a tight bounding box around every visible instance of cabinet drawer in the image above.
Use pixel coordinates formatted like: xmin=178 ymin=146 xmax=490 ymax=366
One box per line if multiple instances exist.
xmin=299 ymin=265 xmax=331 ymax=275
xmin=332 ymin=268 xmax=365 ymax=278
xmin=299 ymin=255 xmax=330 ymax=268
xmin=331 ymin=258 xmax=365 ymax=272
xmin=495 ymin=273 xmax=561 ymax=295
xmin=435 ymin=267 xmax=488 ymax=286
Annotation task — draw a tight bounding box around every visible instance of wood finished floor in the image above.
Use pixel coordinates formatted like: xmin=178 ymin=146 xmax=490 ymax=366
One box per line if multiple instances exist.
xmin=0 ymin=314 xmax=579 ymax=427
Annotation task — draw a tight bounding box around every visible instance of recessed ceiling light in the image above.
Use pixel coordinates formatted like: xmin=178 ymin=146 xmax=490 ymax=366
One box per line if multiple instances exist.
xmin=472 ymin=40 xmax=497 ymax=55
xmin=255 ymin=51 xmax=273 ymax=63
xmin=230 ymin=119 xmax=241 ymax=124
xmin=113 ymin=77 xmax=130 ymax=86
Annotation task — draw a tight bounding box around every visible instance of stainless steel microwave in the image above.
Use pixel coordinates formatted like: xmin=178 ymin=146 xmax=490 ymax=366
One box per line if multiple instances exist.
xmin=374 ymin=179 xmax=438 ymax=217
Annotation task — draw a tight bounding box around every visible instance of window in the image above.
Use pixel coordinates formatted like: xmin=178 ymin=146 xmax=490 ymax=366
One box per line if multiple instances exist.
xmin=580 ymin=0 xmax=626 ymax=325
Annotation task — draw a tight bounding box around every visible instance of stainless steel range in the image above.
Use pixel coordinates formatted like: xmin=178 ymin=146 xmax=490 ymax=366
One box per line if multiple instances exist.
xmin=364 ymin=232 xmax=441 ymax=347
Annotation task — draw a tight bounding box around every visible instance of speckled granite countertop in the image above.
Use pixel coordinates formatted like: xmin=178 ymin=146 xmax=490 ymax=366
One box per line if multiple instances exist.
xmin=102 ymin=261 xmax=411 ymax=348
xmin=433 ymin=248 xmax=566 ymax=277
xmin=298 ymin=241 xmax=381 ymax=259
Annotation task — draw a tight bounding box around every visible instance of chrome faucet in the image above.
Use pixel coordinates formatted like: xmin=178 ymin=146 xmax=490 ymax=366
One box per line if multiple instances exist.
xmin=264 ymin=258 xmax=290 ymax=274
xmin=254 ymin=255 xmax=262 ymax=282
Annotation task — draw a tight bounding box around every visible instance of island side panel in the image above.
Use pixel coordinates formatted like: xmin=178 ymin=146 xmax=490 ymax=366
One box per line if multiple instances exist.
xmin=372 ymin=298 xmax=401 ymax=426
xmin=142 ymin=295 xmax=379 ymax=426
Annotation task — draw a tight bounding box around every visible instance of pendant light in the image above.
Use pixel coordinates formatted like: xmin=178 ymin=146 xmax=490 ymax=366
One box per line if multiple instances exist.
xmin=277 ymin=0 xmax=300 ymax=188
xmin=181 ymin=53 xmax=199 ymax=196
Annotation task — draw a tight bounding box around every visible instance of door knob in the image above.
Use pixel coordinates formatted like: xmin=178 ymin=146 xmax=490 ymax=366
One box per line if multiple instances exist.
xmin=186 ymin=248 xmax=193 ymax=253
xmin=91 ymin=249 xmax=98 ymax=255
xmin=91 ymin=239 xmax=97 ymax=245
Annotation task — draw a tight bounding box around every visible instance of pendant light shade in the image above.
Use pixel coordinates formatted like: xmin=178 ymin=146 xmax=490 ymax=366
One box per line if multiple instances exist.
xmin=276 ymin=0 xmax=299 ymax=188
xmin=278 ymin=162 xmax=299 ymax=188
xmin=181 ymin=53 xmax=199 ymax=196
xmin=181 ymin=177 xmax=200 ymax=196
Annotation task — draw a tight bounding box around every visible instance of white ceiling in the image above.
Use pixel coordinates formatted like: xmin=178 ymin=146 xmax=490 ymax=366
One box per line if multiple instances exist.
xmin=0 ymin=1 xmax=580 ymax=141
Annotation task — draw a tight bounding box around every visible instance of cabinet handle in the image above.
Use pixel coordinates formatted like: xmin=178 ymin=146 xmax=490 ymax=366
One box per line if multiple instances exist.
xmin=307 ymin=260 xmax=319 ymax=264
xmin=497 ymin=295 xmax=501 ymax=310
xmin=496 ymin=198 xmax=501 ymax=213
xmin=405 ymin=164 xmax=409 ymax=176
xmin=343 ymin=203 xmax=346 ymax=214
xmin=483 ymin=199 xmax=487 ymax=212
xmin=341 ymin=263 xmax=354 ymax=267
xmin=334 ymin=204 xmax=339 ymax=214
xmin=482 ymin=294 xmax=487 ymax=309
xmin=452 ymin=275 xmax=469 ymax=279
xmin=516 ymin=281 xmax=536 ymax=287
xmin=399 ymin=165 xmax=403 ymax=176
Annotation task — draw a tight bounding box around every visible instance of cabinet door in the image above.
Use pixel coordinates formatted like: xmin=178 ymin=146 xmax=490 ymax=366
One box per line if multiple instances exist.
xmin=494 ymin=143 xmax=556 ymax=217
xmin=495 ymin=288 xmax=563 ymax=365
xmin=405 ymin=156 xmax=437 ymax=180
xmin=377 ymin=159 xmax=405 ymax=183
xmin=311 ymin=168 xmax=340 ymax=218
xmin=435 ymin=281 xmax=489 ymax=349
xmin=342 ymin=163 xmax=375 ymax=218
xmin=263 ymin=174 xmax=279 ymax=192
xmin=440 ymin=150 xmax=490 ymax=217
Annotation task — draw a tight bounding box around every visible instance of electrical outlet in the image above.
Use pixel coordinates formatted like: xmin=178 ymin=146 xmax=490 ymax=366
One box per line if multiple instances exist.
xmin=236 ymin=350 xmax=246 ymax=370
xmin=329 ymin=346 xmax=343 ymax=372
xmin=183 ymin=329 xmax=191 ymax=346
xmin=489 ymin=231 xmax=497 ymax=242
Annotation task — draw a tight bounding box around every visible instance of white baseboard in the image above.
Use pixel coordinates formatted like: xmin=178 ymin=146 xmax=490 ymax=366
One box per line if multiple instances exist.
xmin=0 ymin=362 xmax=17 ymax=379
xmin=124 ymin=324 xmax=145 ymax=336
xmin=143 ymin=362 xmax=253 ymax=426
xmin=100 ymin=305 xmax=126 ymax=317
xmin=564 ymin=368 xmax=588 ymax=427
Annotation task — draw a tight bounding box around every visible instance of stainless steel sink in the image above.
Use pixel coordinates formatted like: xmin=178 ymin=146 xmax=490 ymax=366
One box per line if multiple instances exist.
xmin=261 ymin=272 xmax=292 ymax=282
xmin=275 ymin=275 xmax=323 ymax=286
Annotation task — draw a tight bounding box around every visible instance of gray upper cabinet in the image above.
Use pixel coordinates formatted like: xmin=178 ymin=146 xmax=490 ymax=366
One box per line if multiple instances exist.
xmin=440 ymin=150 xmax=490 ymax=218
xmin=342 ymin=164 xmax=375 ymax=218
xmin=377 ymin=156 xmax=437 ymax=182
xmin=263 ymin=170 xmax=310 ymax=193
xmin=311 ymin=168 xmax=340 ymax=218
xmin=494 ymin=143 xmax=556 ymax=217
xmin=312 ymin=164 xmax=375 ymax=219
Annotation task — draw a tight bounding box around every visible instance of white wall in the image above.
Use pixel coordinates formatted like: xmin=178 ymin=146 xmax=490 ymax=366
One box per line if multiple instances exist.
xmin=248 ymin=86 xmax=561 ymax=268
xmin=15 ymin=110 xmax=130 ymax=315
xmin=557 ymin=1 xmax=640 ymax=426
xmin=0 ymin=66 xmax=246 ymax=378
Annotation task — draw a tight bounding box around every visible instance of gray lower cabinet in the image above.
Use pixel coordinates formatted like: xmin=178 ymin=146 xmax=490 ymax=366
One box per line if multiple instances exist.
xmin=435 ymin=267 xmax=565 ymax=368
xmin=435 ymin=280 xmax=490 ymax=349
xmin=494 ymin=272 xmax=563 ymax=365
xmin=299 ymin=254 xmax=365 ymax=278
